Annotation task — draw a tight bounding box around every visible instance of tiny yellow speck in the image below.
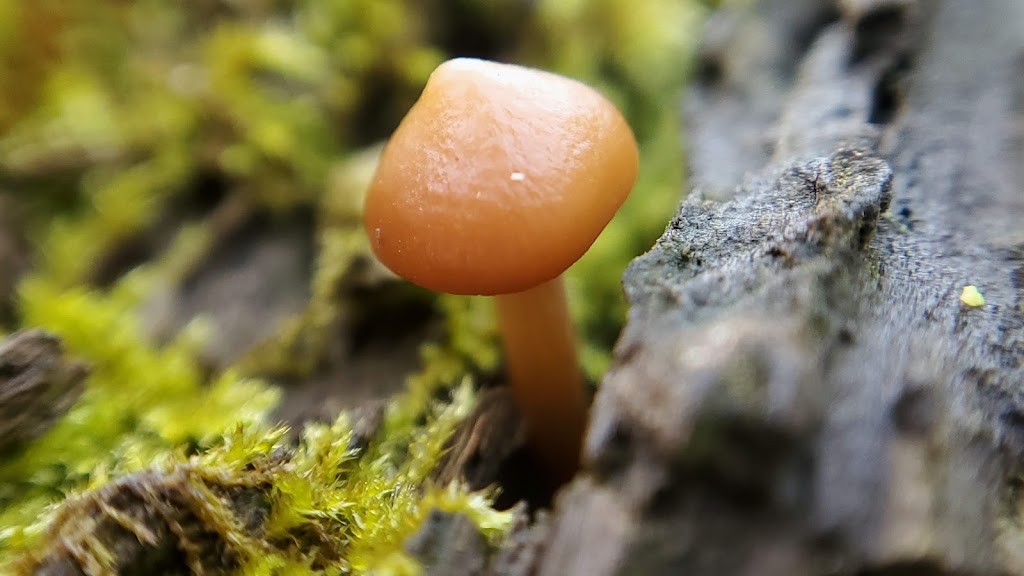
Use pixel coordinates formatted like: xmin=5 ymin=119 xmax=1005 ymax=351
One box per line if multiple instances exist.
xmin=959 ymin=285 xmax=986 ymax=307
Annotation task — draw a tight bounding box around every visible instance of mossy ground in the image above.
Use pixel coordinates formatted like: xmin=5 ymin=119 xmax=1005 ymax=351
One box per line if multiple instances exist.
xmin=0 ymin=0 xmax=706 ymax=572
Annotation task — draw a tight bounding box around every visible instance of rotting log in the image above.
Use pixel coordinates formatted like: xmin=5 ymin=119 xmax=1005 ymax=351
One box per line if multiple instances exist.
xmin=530 ymin=0 xmax=1024 ymax=575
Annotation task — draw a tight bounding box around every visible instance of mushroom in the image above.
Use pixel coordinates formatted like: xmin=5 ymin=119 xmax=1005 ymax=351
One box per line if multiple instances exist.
xmin=363 ymin=58 xmax=638 ymax=484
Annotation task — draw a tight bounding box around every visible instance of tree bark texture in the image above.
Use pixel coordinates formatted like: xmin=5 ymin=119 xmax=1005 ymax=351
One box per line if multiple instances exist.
xmin=532 ymin=0 xmax=1024 ymax=574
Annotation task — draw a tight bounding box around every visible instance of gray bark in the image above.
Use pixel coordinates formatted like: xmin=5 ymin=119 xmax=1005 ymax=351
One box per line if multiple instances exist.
xmin=532 ymin=0 xmax=1024 ymax=574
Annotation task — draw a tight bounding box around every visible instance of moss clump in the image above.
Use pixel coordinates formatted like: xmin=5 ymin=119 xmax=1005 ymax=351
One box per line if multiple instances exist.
xmin=1 ymin=261 xmax=510 ymax=571
xmin=8 ymin=389 xmax=513 ymax=574
xmin=0 ymin=271 xmax=278 ymax=555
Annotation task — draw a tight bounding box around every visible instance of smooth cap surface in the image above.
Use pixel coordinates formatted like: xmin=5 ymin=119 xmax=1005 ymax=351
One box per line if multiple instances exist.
xmin=364 ymin=58 xmax=639 ymax=295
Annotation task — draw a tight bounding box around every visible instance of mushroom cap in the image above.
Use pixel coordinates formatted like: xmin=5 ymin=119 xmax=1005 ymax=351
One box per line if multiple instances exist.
xmin=363 ymin=58 xmax=639 ymax=296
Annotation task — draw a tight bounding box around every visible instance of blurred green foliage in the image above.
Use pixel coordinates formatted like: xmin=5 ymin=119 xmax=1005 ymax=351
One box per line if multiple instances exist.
xmin=0 ymin=0 xmax=705 ymax=572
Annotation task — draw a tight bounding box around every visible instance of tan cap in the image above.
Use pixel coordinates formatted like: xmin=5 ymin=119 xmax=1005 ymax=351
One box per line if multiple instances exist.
xmin=363 ymin=58 xmax=639 ymax=295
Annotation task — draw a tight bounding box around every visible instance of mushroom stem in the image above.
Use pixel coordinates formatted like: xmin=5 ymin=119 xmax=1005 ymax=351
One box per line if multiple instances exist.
xmin=494 ymin=276 xmax=586 ymax=484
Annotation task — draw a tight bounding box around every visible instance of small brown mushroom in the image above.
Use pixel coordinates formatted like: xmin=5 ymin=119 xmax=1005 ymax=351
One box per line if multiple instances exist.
xmin=363 ymin=57 xmax=638 ymax=484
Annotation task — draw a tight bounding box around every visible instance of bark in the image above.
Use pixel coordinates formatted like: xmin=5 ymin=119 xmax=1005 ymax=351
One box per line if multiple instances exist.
xmin=530 ymin=0 xmax=1024 ymax=574
xmin=0 ymin=330 xmax=89 ymax=455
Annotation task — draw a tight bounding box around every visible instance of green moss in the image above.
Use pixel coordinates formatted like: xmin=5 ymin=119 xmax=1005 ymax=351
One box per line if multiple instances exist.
xmin=1 ymin=265 xmax=512 ymax=571
xmin=6 ymin=396 xmax=512 ymax=574
xmin=239 ymin=379 xmax=509 ymax=574
xmin=0 ymin=272 xmax=278 ymax=549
